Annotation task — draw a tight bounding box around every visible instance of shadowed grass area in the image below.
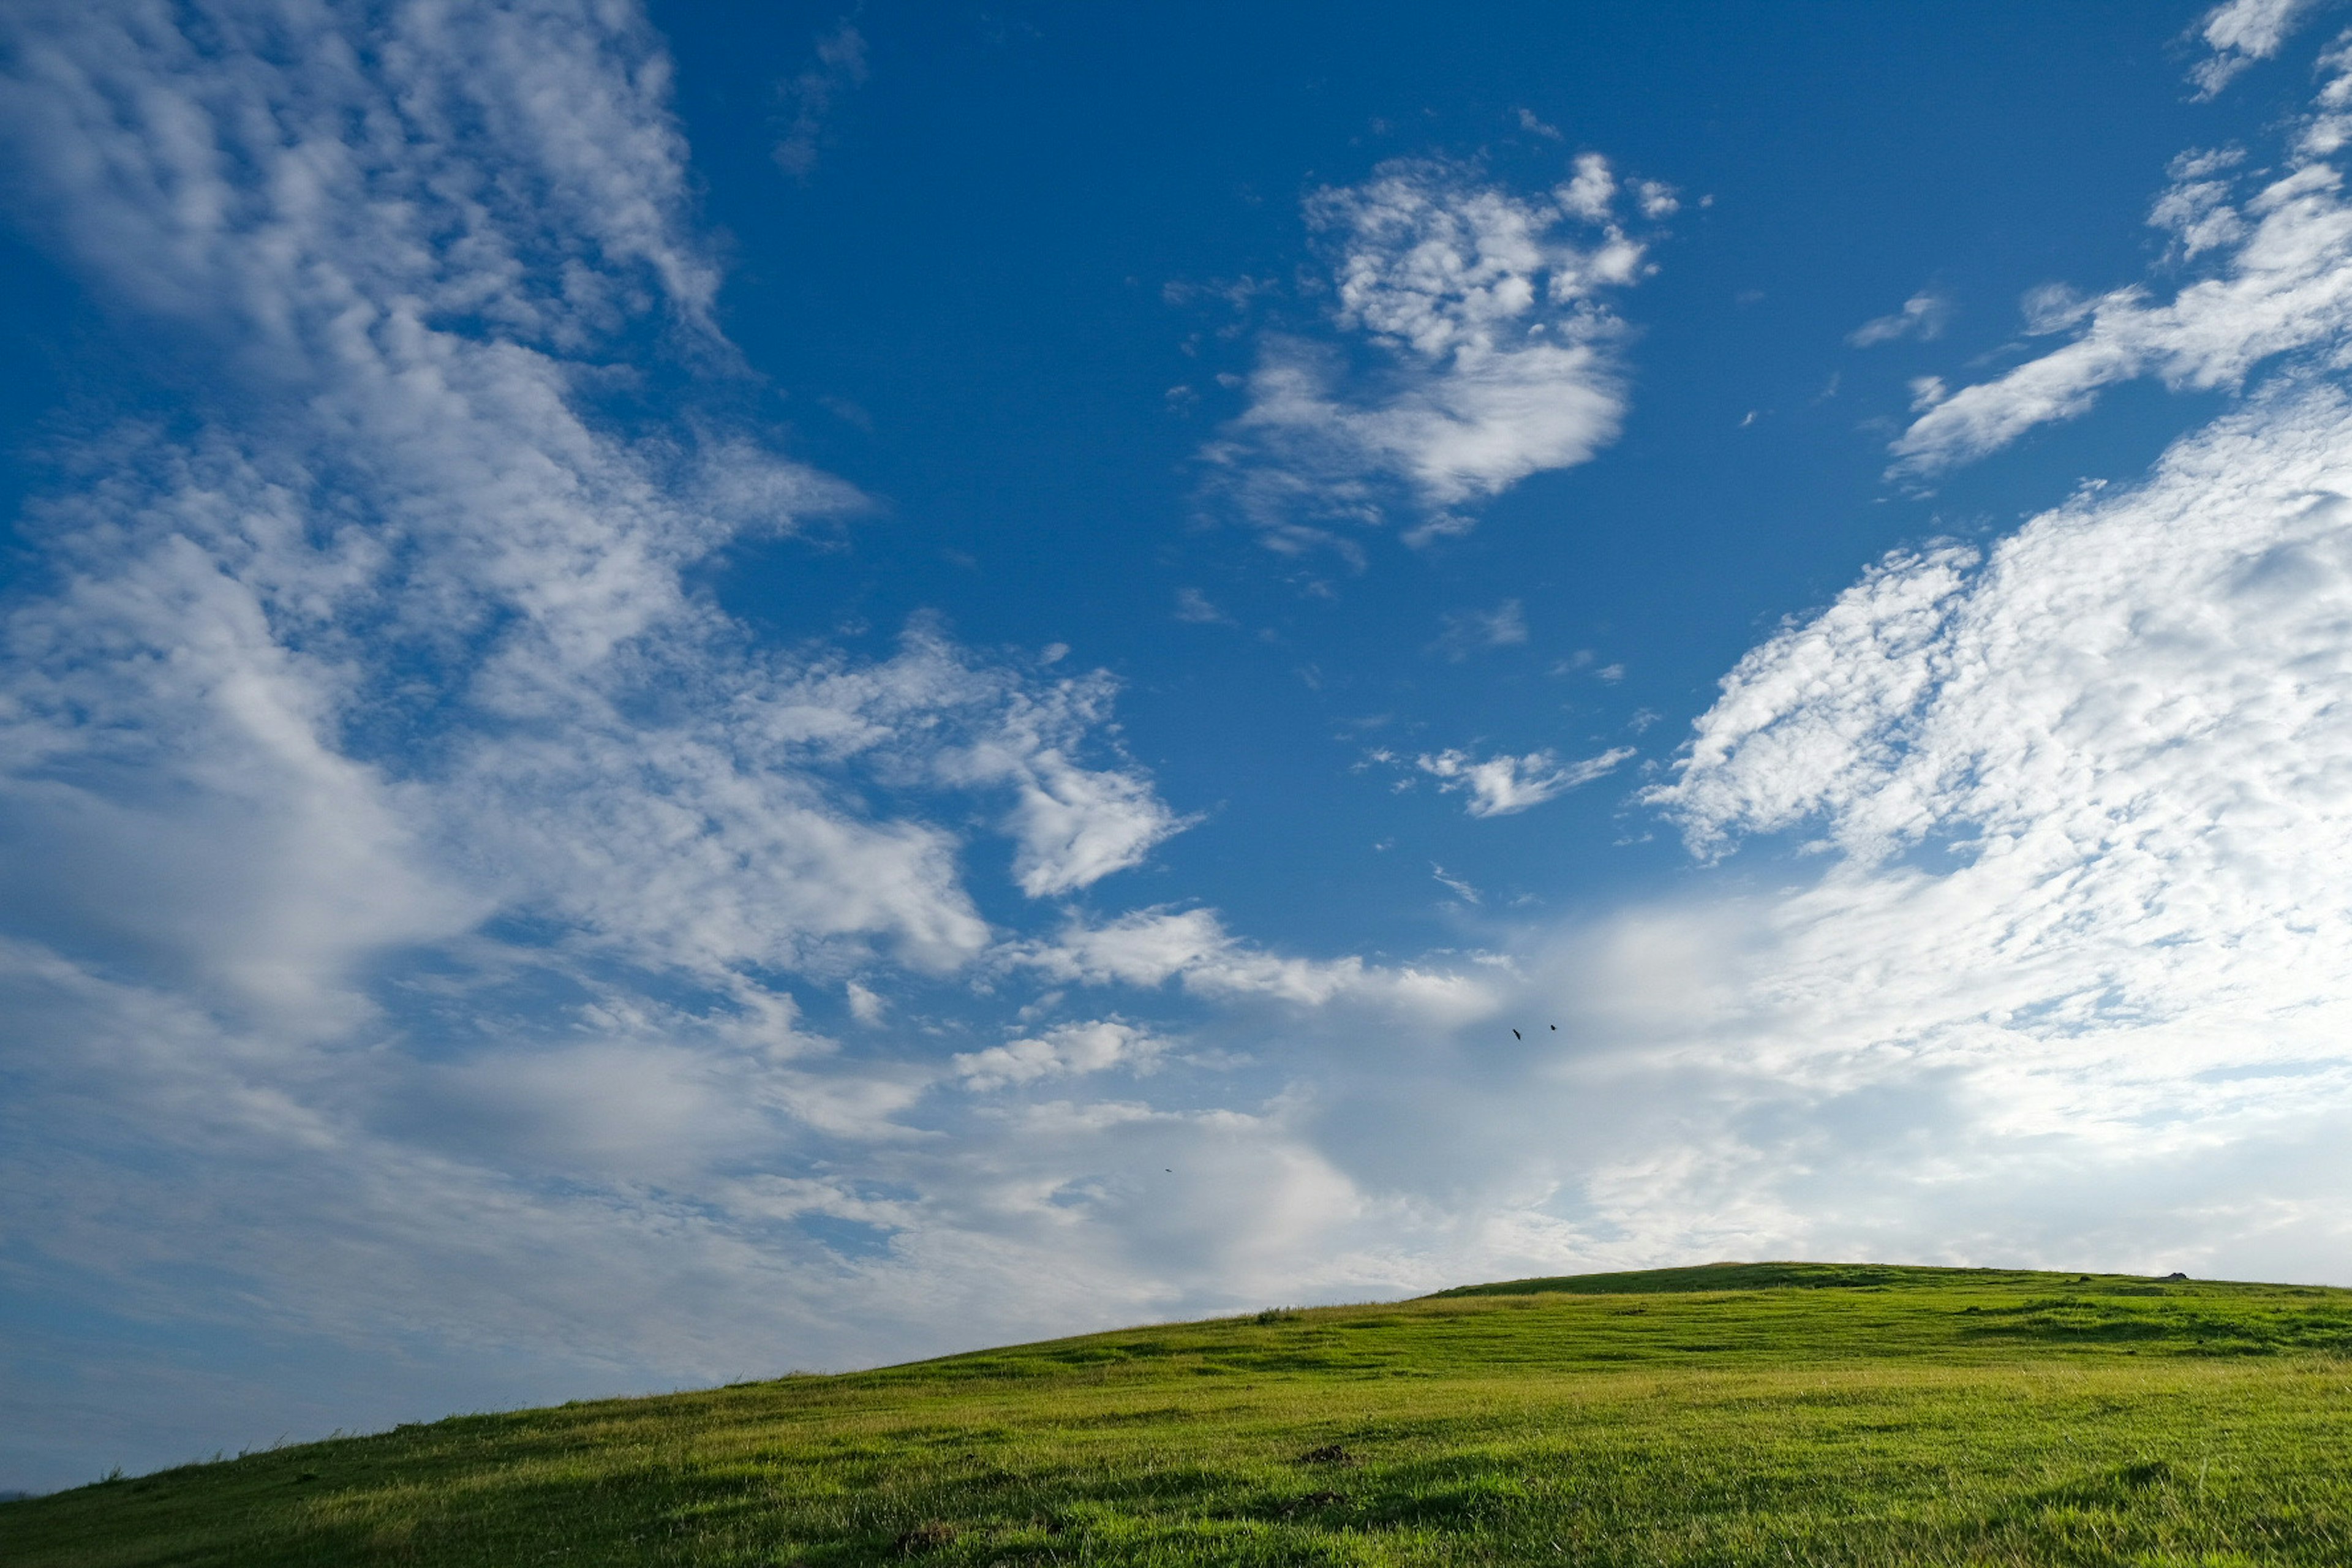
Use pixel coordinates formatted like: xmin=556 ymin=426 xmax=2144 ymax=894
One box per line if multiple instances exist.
xmin=6 ymin=1263 xmax=2352 ymax=1565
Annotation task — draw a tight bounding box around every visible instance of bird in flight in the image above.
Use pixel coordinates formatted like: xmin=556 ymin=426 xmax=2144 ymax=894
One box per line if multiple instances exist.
xmin=1512 ymin=1028 xmax=1521 ymax=1039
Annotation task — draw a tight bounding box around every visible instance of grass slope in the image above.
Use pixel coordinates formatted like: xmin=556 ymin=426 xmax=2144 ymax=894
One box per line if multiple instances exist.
xmin=8 ymin=1263 xmax=2352 ymax=1566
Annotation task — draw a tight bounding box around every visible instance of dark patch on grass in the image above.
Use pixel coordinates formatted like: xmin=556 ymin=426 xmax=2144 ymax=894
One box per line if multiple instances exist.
xmin=891 ymin=1520 xmax=958 ymax=1555
xmin=2027 ymin=1458 xmax=2185 ymax=1512
xmin=1057 ymin=1403 xmax=1196 ymax=1428
xmin=1431 ymin=1261 xmax=2041 ymax=1298
xmin=1962 ymin=1295 xmax=2352 ymax=1355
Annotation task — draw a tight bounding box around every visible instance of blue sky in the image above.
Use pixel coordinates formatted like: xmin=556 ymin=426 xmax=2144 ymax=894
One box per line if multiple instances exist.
xmin=6 ymin=0 xmax=2352 ymax=1492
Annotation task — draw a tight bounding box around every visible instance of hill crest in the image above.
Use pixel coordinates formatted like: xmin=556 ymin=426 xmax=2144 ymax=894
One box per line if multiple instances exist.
xmin=1423 ymin=1259 xmax=2200 ymax=1298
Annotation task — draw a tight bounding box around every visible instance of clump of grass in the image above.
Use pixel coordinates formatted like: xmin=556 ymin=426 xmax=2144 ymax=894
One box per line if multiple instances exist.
xmin=8 ymin=1263 xmax=2352 ymax=1566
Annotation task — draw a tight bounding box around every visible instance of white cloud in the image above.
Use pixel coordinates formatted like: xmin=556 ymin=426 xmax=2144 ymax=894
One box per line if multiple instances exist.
xmin=1430 ymin=598 xmax=1529 ymax=658
xmin=1430 ymin=862 xmax=1482 ymax=903
xmin=1173 ymin=586 xmax=1229 ymax=623
xmin=1892 ymin=56 xmax=2352 ymax=477
xmin=1653 ymin=382 xmax=2352 ymax=1059
xmin=1513 ymin=107 xmax=1563 ymax=141
xmin=0 ymin=0 xmax=1188 ymax=1001
xmin=1847 ymin=290 xmax=1951 ymax=347
xmin=1557 ymin=151 xmax=1616 ymax=220
xmin=2019 ymin=281 xmax=2094 ymax=335
xmin=1013 ymin=906 xmax=1496 ymax=1020
xmin=2150 ymin=148 xmax=2252 ymax=258
xmin=1203 ymin=156 xmax=1663 ymax=549
xmin=1632 ymin=179 xmax=1680 ymax=220
xmin=1641 ymin=541 xmax=1978 ymax=856
xmin=845 ymin=981 xmax=886 ymax=1025
xmin=0 ymin=0 xmax=720 ymax=347
xmin=0 ymin=928 xmax=1427 ymax=1482
xmin=1418 ymin=745 xmax=1634 ymax=816
xmin=772 ymin=19 xmax=869 ymax=178
xmin=952 ymin=1020 xmax=1166 ymax=1090
xmin=2190 ymin=0 xmax=2317 ymax=95
xmin=932 ymin=674 xmax=1194 ymax=899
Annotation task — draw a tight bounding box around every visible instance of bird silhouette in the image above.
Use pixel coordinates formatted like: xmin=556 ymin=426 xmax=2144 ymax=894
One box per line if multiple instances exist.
xmin=1550 ymin=1024 xmax=1558 ymax=1030
xmin=1511 ymin=1028 xmax=1521 ymax=1039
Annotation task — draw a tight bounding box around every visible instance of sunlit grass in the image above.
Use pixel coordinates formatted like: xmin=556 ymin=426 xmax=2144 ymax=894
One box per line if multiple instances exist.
xmin=7 ymin=1262 xmax=2352 ymax=1565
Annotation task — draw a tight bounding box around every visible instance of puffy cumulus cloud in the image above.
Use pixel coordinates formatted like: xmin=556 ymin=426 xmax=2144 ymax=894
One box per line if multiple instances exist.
xmin=2191 ymin=0 xmax=2318 ymax=95
xmin=1892 ymin=50 xmax=2352 ymax=478
xmin=1202 ymin=154 xmax=1666 ymax=551
xmin=1417 ymin=745 xmax=1634 ymax=817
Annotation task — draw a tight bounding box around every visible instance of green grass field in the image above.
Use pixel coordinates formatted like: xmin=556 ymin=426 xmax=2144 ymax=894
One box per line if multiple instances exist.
xmin=9 ymin=1262 xmax=2352 ymax=1566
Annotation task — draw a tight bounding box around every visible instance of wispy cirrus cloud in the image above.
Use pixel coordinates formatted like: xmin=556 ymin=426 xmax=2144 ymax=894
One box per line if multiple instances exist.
xmin=1430 ymin=598 xmax=1529 ymax=659
xmin=1417 ymin=745 xmax=1634 ymax=817
xmin=1847 ymin=290 xmax=1951 ymax=347
xmin=1202 ymin=154 xmax=1669 ymax=551
xmin=772 ymin=18 xmax=869 ymax=179
xmin=1011 ymin=905 xmax=1496 ymax=1019
xmin=1891 ymin=45 xmax=2352 ymax=478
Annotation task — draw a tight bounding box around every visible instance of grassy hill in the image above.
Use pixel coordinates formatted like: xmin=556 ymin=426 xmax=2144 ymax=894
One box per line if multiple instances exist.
xmin=8 ymin=1262 xmax=2352 ymax=1566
